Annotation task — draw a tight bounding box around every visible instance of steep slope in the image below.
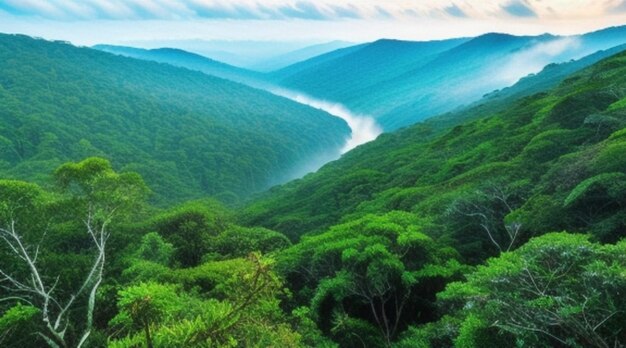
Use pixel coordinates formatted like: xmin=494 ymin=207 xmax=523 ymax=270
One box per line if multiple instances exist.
xmin=480 ymin=43 xmax=626 ymax=106
xmin=93 ymin=45 xmax=261 ymax=85
xmin=0 ymin=34 xmax=350 ymax=204
xmin=243 ymin=49 xmax=626 ymax=260
xmin=272 ymin=26 xmax=626 ymax=130
xmin=369 ymin=33 xmax=554 ymax=129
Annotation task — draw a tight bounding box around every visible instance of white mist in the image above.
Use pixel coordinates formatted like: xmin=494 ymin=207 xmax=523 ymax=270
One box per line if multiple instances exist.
xmin=269 ymin=88 xmax=382 ymax=153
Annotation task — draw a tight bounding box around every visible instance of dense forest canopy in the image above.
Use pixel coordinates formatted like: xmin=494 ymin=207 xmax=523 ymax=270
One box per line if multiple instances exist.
xmin=0 ymin=34 xmax=350 ymax=205
xmin=0 ymin=28 xmax=625 ymax=348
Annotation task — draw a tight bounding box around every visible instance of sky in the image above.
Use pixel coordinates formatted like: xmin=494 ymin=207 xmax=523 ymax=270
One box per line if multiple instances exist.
xmin=0 ymin=0 xmax=625 ymax=45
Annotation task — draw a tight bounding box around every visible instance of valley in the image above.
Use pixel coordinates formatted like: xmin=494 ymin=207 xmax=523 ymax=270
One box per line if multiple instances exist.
xmin=0 ymin=5 xmax=625 ymax=347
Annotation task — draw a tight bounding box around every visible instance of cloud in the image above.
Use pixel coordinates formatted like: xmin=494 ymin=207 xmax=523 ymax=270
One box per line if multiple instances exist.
xmin=188 ymin=2 xmax=262 ymax=20
xmin=278 ymin=2 xmax=327 ymax=20
xmin=329 ymin=4 xmax=362 ymax=19
xmin=0 ymin=0 xmax=620 ymax=22
xmin=445 ymin=4 xmax=467 ymax=18
xmin=502 ymin=0 xmax=537 ymax=17
xmin=0 ymin=0 xmax=67 ymax=18
xmin=270 ymin=88 xmax=382 ymax=153
xmin=613 ymin=0 xmax=626 ymax=12
xmin=374 ymin=6 xmax=393 ymax=19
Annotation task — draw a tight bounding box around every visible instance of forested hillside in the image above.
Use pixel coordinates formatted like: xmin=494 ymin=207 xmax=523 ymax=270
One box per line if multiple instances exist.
xmin=272 ymin=26 xmax=626 ymax=130
xmin=1 ymin=21 xmax=626 ymax=348
xmin=2 ymin=47 xmax=624 ymax=348
xmin=244 ymin=47 xmax=626 ymax=255
xmin=0 ymin=34 xmax=350 ymax=204
xmin=235 ymin=47 xmax=626 ymax=346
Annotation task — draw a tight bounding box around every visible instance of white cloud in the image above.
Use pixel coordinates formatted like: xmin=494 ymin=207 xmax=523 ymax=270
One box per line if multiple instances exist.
xmin=0 ymin=1 xmax=625 ymax=46
xmin=0 ymin=0 xmax=620 ymax=21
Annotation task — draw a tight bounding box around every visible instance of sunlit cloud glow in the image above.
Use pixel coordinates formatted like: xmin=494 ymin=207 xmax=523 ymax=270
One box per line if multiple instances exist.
xmin=0 ymin=0 xmax=623 ymax=21
xmin=0 ymin=1 xmax=625 ymax=46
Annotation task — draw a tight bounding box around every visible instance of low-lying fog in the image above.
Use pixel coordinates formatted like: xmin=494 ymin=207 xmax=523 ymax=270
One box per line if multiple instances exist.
xmin=270 ymin=88 xmax=382 ymax=153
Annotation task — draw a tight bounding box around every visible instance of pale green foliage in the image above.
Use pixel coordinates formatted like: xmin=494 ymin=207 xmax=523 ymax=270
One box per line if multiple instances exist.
xmin=134 ymin=232 xmax=174 ymax=266
xmin=111 ymin=282 xmax=182 ymax=330
xmin=291 ymin=307 xmax=338 ymax=348
xmin=0 ymin=158 xmax=148 ymax=348
xmin=0 ymin=303 xmax=39 ymax=346
xmin=110 ymin=253 xmax=302 ymax=347
xmin=438 ymin=233 xmax=626 ymax=347
xmin=54 ymin=157 xmax=149 ymax=220
xmin=564 ymin=172 xmax=626 ymax=207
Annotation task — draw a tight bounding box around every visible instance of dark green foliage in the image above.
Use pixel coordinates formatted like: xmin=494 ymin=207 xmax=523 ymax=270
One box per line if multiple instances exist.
xmin=209 ymin=225 xmax=291 ymax=258
xmin=141 ymin=201 xmax=226 ymax=267
xmin=0 ymin=34 xmax=349 ymax=205
xmin=134 ymin=232 xmax=175 ymax=266
xmin=545 ymin=91 xmax=620 ymax=129
xmin=129 ymin=199 xmax=291 ymax=268
xmin=277 ymin=211 xmax=468 ymax=345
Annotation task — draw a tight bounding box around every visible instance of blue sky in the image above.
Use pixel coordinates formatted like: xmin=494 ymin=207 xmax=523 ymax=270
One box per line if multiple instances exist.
xmin=0 ymin=1 xmax=625 ymax=44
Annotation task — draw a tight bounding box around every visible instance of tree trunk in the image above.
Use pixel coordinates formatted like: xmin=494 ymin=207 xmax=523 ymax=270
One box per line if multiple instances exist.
xmin=143 ymin=319 xmax=153 ymax=348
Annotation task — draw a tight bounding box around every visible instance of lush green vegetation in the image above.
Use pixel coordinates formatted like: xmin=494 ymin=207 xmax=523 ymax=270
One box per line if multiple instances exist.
xmin=245 ymin=48 xmax=626 ymax=253
xmin=0 ymin=34 xmax=349 ymax=205
xmin=1 ymin=33 xmax=626 ymax=348
xmin=0 ymin=158 xmax=304 ymax=347
xmin=241 ymin=49 xmax=626 ymax=344
xmin=1 ymin=159 xmax=624 ymax=347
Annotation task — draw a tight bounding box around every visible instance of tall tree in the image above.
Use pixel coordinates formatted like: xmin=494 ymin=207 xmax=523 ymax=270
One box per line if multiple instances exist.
xmin=0 ymin=158 xmax=147 ymax=347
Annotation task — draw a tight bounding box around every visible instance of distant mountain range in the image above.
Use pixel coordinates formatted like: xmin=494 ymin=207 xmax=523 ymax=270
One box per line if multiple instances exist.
xmin=430 ymin=42 xmax=626 ymax=130
xmin=116 ymin=40 xmax=356 ymax=71
xmin=93 ymin=44 xmax=262 ymax=86
xmin=248 ymin=41 xmax=355 ymax=72
xmin=270 ymin=25 xmax=626 ymax=130
xmin=102 ymin=26 xmax=626 ymax=133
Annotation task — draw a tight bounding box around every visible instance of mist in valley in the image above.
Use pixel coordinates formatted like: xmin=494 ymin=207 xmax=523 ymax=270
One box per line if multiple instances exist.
xmin=259 ymin=87 xmax=383 ymax=187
